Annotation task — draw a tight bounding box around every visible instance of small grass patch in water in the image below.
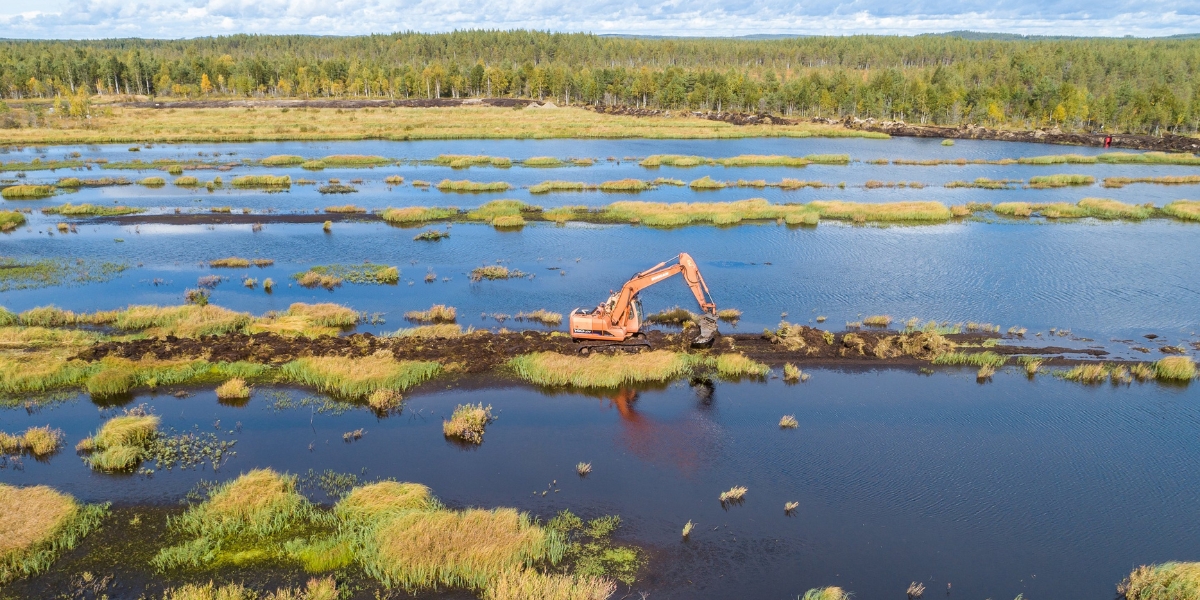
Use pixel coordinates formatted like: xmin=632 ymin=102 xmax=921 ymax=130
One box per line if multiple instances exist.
xmin=321 ymin=154 xmax=390 ymax=167
xmin=1098 ymin=151 xmax=1200 ymax=165
xmin=712 ymin=353 xmax=769 ymax=379
xmin=545 ymin=508 xmax=641 ymax=586
xmin=508 ymin=351 xmax=699 ymax=388
xmin=1163 ymin=200 xmax=1200 ymax=221
xmin=1027 ymin=174 xmax=1095 ymax=188
xmin=515 ymin=309 xmax=563 ymax=326
xmin=1077 ymin=198 xmax=1154 ymax=219
xmin=209 ymin=257 xmax=251 ymax=268
xmin=215 ymin=378 xmax=250 ymax=401
xmin=413 ymin=229 xmax=449 ymax=241
xmin=260 ymin=154 xmax=306 ymax=166
xmin=945 ymin=178 xmax=1018 ymax=189
xmin=599 ymin=178 xmax=649 ymax=192
xmin=0 ymin=425 xmax=63 ymax=457
xmin=0 ymin=483 xmax=108 ymax=585
xmin=492 ymin=215 xmax=526 ymax=228
xmin=0 ymin=211 xmax=26 ymax=231
xmin=932 ymin=351 xmax=1006 ymax=368
xmin=522 ymin=157 xmax=565 ymax=167
xmin=639 ymin=154 xmax=708 ymax=167
xmin=863 ymin=315 xmax=892 ymax=327
xmin=42 ymin=203 xmax=142 ymax=216
xmin=779 ymin=415 xmax=798 ymax=429
xmin=437 ymin=180 xmax=511 ymax=192
xmin=442 ymin=403 xmax=495 ymax=444
xmin=231 ymin=175 xmax=291 ymax=188
xmin=433 ymin=154 xmax=511 ymax=168
xmin=1117 ymin=561 xmax=1200 ymax=600
xmin=801 ymin=587 xmax=852 ymax=600
xmin=719 ymin=486 xmax=747 ymax=504
xmin=688 ymin=176 xmax=725 ymax=190
xmin=529 ymin=181 xmax=591 ymax=194
xmin=1155 ymin=356 xmax=1196 ymax=381
xmin=470 ymin=265 xmax=526 ymax=281
xmin=405 ymin=304 xmax=457 ymax=323
xmin=1017 ymin=154 xmax=1097 ymax=165
xmin=174 ymin=176 xmax=200 ymax=187
xmin=294 ymin=264 xmax=399 ymax=285
xmin=280 ymin=354 xmax=441 ymax=399
xmin=1 ymin=185 xmax=54 ymax=199
xmin=138 ymin=176 xmax=166 ymax=187
xmin=808 ymin=200 xmax=951 ymax=222
xmin=1103 ymin=175 xmax=1200 ymax=188
xmin=381 ymin=206 xmax=457 ymax=224
xmin=76 ymin=412 xmax=161 ymax=471
xmin=715 ymin=154 xmax=810 ymax=167
xmin=324 ymin=204 xmax=365 ymax=213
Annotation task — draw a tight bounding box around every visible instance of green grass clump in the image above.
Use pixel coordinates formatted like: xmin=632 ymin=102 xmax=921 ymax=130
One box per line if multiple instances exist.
xmin=808 ymin=200 xmax=951 ymax=222
xmin=294 ymin=264 xmax=399 ymax=285
xmin=994 ymin=202 xmax=1033 ymax=217
xmin=522 ymin=156 xmax=565 ymax=167
xmin=0 ymin=484 xmax=107 ymax=585
xmin=321 ymin=154 xmax=390 ymax=167
xmin=469 ymin=266 xmax=526 ymax=281
xmin=932 ymin=351 xmax=1007 ymax=368
xmin=801 ymin=587 xmax=851 ymax=600
xmin=1155 ymin=356 xmax=1196 ymax=381
xmin=301 ymin=160 xmax=326 ymax=170
xmin=0 ymin=426 xmax=63 ymax=457
xmin=688 ymin=176 xmax=726 ymax=190
xmin=138 ymin=176 xmax=166 ymax=187
xmin=42 ymin=203 xmax=143 ymax=217
xmin=433 ymin=155 xmax=511 ymax=168
xmin=1098 ymin=151 xmax=1200 ymax=165
xmin=405 ymin=304 xmax=457 ymax=324
xmin=0 ymin=211 xmax=26 ymax=231
xmin=1 ymin=185 xmax=54 ymax=199
xmin=381 ymin=206 xmax=458 ymax=224
xmin=639 ymin=155 xmax=709 ymax=167
xmin=599 ymin=179 xmax=649 ymax=192
xmin=804 ymin=154 xmax=851 ymax=164
xmin=945 ymin=178 xmax=1017 ymax=189
xmin=1077 ymin=198 xmax=1154 ymax=219
xmin=529 ymin=181 xmax=590 ymax=194
xmin=1017 ymin=154 xmax=1097 ymax=165
xmin=715 ymin=154 xmax=809 ymax=167
xmin=711 ymin=353 xmax=769 ymax=379
xmin=603 ymin=198 xmax=816 ymax=227
xmin=1027 ymin=174 xmax=1095 ymax=188
xmin=1103 ymin=175 xmax=1200 ymax=188
xmin=55 ymin=178 xmax=82 ymax=188
xmin=260 ymin=154 xmax=305 ymax=166
xmin=509 ymin=351 xmax=700 ymax=388
xmin=466 ymin=199 xmax=535 ymax=223
xmin=76 ymin=413 xmax=161 ymax=471
xmin=174 ymin=176 xmax=200 ymax=187
xmin=280 ymin=355 xmax=441 ymax=399
xmin=232 ymin=175 xmax=291 ymax=188
xmin=1164 ymin=200 xmax=1200 ymax=221
xmin=437 ymin=180 xmax=511 ymax=193
xmin=413 ymin=229 xmax=449 ymax=241
xmin=1118 ymin=562 xmax=1200 ymax=600
xmin=442 ymin=403 xmax=495 ymax=444
xmin=491 ymin=215 xmax=526 ymax=228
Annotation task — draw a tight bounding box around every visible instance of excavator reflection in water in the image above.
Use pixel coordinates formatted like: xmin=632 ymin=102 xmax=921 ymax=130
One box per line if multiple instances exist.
xmin=599 ymin=384 xmax=721 ymax=476
xmin=570 ymin=253 xmax=719 ymax=352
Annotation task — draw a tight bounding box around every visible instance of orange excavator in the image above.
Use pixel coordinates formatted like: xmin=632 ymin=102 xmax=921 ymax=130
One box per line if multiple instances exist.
xmin=570 ymin=253 xmax=718 ymax=351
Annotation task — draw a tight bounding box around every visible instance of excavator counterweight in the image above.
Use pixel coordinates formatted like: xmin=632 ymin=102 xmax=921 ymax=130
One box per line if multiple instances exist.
xmin=569 ymin=253 xmax=719 ymax=349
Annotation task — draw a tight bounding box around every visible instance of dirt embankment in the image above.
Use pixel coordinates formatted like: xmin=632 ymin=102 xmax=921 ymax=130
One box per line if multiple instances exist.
xmin=813 ymin=116 xmax=1200 ymax=153
xmin=76 ymin=327 xmax=1106 ymax=373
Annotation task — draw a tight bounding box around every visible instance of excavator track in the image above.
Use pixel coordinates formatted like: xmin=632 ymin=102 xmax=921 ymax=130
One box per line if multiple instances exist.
xmin=575 ymin=338 xmax=652 ymax=354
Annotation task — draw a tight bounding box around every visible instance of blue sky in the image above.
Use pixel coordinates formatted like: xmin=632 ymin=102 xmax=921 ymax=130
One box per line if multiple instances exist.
xmin=1 ymin=0 xmax=1198 ymax=39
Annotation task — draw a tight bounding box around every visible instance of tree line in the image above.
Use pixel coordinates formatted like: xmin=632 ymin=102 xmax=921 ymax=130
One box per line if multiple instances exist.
xmin=3 ymin=31 xmax=1200 ymax=134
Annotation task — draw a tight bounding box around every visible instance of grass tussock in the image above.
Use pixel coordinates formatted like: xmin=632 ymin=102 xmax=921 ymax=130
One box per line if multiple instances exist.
xmin=932 ymin=351 xmax=1006 ymax=368
xmin=0 ymin=426 xmax=63 ymax=457
xmin=604 ymin=198 xmax=817 ymax=227
xmin=437 ymin=180 xmax=511 ymax=193
xmin=174 ymin=176 xmax=200 ymax=187
xmin=381 ymin=206 xmax=457 ymax=224
xmin=639 ymin=155 xmax=708 ymax=167
xmin=442 ymin=403 xmax=495 ymax=444
xmin=405 ymin=304 xmax=457 ymax=324
xmin=719 ymin=486 xmax=747 ymax=503
xmin=1017 ymin=154 xmax=1097 ymax=165
xmin=434 ymin=154 xmax=511 ymax=169
xmin=1118 ymin=562 xmax=1200 ymax=600
xmin=470 ymin=265 xmax=526 ymax=281
xmin=712 ymin=353 xmax=769 ymax=379
xmin=260 ymin=154 xmax=306 ymax=166
xmin=0 ymin=484 xmax=107 ymax=585
xmin=809 ymin=200 xmax=952 ymax=222
xmin=779 ymin=415 xmax=798 ymax=429
xmin=77 ymin=413 xmax=160 ymax=471
xmin=863 ymin=315 xmax=892 ymax=327
xmin=508 ymin=351 xmax=699 ymax=388
xmin=522 ymin=157 xmax=565 ymax=167
xmin=209 ymin=257 xmax=251 ymax=268
xmin=1164 ymin=200 xmax=1200 ymax=221
xmin=163 ymin=577 xmax=338 ymax=600
xmin=231 ymin=175 xmax=291 ymax=188
xmin=492 ymin=215 xmax=526 ymax=228
xmin=1155 ymin=356 xmax=1196 ymax=381
xmin=465 ymin=199 xmax=534 ymax=223
xmin=515 ymin=310 xmax=563 ymax=326
xmin=295 ymin=264 xmax=399 ymax=286
xmin=484 ymin=570 xmax=615 ymax=600
xmin=801 ymin=587 xmax=852 ymax=600
xmin=139 ymin=176 xmax=166 ymax=187
xmin=530 ymin=181 xmax=591 ymax=194
xmin=688 ymin=176 xmax=726 ymax=190
xmin=215 ymin=378 xmax=250 ymax=400
xmin=598 ymin=179 xmax=649 ymax=192
xmin=715 ymin=154 xmax=810 ymax=167
xmin=0 ymin=211 xmax=27 ymax=231
xmin=324 ymin=204 xmax=366 ymax=213
xmin=41 ymin=203 xmax=142 ymax=216
xmin=321 ymin=155 xmax=390 ymax=167
xmin=280 ymin=354 xmax=441 ymax=399
xmin=1027 ymin=174 xmax=1095 ymax=188
xmin=1103 ymin=175 xmax=1200 ymax=188
xmin=1 ymin=185 xmax=55 ymax=199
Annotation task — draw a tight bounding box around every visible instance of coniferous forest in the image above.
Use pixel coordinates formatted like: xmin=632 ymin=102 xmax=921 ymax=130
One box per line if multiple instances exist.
xmin=3 ymin=31 xmax=1200 ymax=134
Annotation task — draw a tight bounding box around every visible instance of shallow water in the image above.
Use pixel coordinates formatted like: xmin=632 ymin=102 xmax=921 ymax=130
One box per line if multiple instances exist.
xmin=2 ymin=137 xmax=1200 ymax=598
xmin=2 ymin=371 xmax=1198 ymax=599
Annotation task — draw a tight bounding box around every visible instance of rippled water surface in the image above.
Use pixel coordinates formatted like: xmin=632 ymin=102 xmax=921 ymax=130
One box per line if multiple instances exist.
xmin=2 ymin=137 xmax=1199 ymax=599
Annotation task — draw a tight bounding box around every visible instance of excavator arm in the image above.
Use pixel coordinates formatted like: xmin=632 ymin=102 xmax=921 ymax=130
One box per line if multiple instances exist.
xmin=607 ymin=253 xmax=715 ymax=327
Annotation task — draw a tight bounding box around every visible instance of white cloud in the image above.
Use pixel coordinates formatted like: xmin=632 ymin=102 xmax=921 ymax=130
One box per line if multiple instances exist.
xmin=2 ymin=0 xmax=1200 ymax=38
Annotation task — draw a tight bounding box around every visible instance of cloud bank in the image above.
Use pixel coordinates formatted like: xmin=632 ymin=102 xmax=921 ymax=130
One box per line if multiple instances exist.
xmin=2 ymin=0 xmax=1200 ymax=39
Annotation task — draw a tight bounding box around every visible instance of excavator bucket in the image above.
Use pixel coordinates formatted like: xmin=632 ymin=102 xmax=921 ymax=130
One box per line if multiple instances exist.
xmin=692 ymin=314 xmax=719 ymax=348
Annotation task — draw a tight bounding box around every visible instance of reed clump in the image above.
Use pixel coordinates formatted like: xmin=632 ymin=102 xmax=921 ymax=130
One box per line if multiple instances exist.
xmin=0 ymin=426 xmax=63 ymax=457
xmin=779 ymin=415 xmax=798 ymax=429
xmin=808 ymin=200 xmax=952 ymax=222
xmin=174 ymin=176 xmax=200 ymax=187
xmin=0 ymin=484 xmax=107 ymax=585
xmin=232 ymin=175 xmax=291 ymax=188
xmin=523 ymin=157 xmax=565 ymax=167
xmin=443 ymin=403 xmax=495 ymax=444
xmin=688 ymin=176 xmax=726 ymax=190
xmin=719 ymin=486 xmax=747 ymax=504
xmin=598 ymin=179 xmax=649 ymax=192
xmin=640 ymin=155 xmax=708 ymax=167
xmin=715 ymin=154 xmax=810 ymax=167
xmin=138 ymin=176 xmax=166 ymax=187
xmin=801 ymin=587 xmax=852 ymax=600
xmin=1 ymin=185 xmax=55 ymax=199
xmin=509 ymin=351 xmax=699 ymax=388
xmin=716 ymin=308 xmax=741 ymax=322
xmin=260 ymin=154 xmax=305 ymax=166
xmin=385 ymin=175 xmax=405 ymax=185
xmin=1155 ymin=356 xmax=1196 ymax=381
xmin=414 ymin=229 xmax=450 ymax=241
xmin=321 ymin=155 xmax=390 ymax=167
xmin=280 ymin=354 xmax=441 ymax=399
xmin=209 ymin=257 xmax=250 ymax=268
xmin=1103 ymin=175 xmax=1200 ymax=188
xmin=470 ymin=265 xmax=526 ymax=281
xmin=434 ymin=155 xmax=511 ymax=168
xmin=492 ymin=215 xmax=526 ymax=228
xmin=514 ymin=309 xmax=563 ymax=326
xmin=863 ymin=315 xmax=892 ymax=327
xmin=529 ymin=181 xmax=590 ymax=194
xmin=1163 ymin=200 xmax=1200 ymax=221
xmin=437 ymin=180 xmax=511 ymax=193
xmin=76 ymin=413 xmax=161 ymax=471
xmin=405 ymin=304 xmax=457 ymax=323
xmin=932 ymin=351 xmax=1006 ymax=368
xmin=42 ymin=203 xmax=142 ymax=216
xmin=381 ymin=206 xmax=457 ymax=224
xmin=0 ymin=211 xmax=26 ymax=231
xmin=1027 ymin=174 xmax=1095 ymax=188
xmin=712 ymin=353 xmax=769 ymax=379
xmin=1017 ymin=154 xmax=1097 ymax=165
xmin=1117 ymin=561 xmax=1200 ymax=600
xmin=215 ymin=378 xmax=250 ymax=400
xmin=324 ymin=204 xmax=366 ymax=213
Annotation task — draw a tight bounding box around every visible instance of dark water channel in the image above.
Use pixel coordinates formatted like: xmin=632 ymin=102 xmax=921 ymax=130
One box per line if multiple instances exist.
xmin=2 ymin=137 xmax=1200 ymax=599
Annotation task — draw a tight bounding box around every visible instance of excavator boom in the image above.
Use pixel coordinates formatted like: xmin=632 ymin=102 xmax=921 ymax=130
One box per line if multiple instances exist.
xmin=569 ymin=253 xmax=719 ymax=347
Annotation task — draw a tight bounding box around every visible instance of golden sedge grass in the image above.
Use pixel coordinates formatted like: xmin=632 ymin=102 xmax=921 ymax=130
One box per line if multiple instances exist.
xmin=0 ymin=211 xmax=26 ymax=231
xmin=1164 ymin=200 xmax=1200 ymax=221
xmin=1155 ymin=356 xmax=1196 ymax=381
xmin=442 ymin=403 xmax=495 ymax=444
xmin=0 ymin=426 xmax=63 ymax=457
xmin=41 ymin=203 xmax=142 ymax=216
xmin=801 ymin=587 xmax=852 ymax=600
xmin=437 ymin=180 xmax=511 ymax=193
xmin=808 ymin=200 xmax=951 ymax=222
xmin=509 ymin=351 xmax=700 ymax=388
xmin=483 ymin=570 xmax=615 ymax=600
xmin=231 ymin=175 xmax=291 ymax=188
xmin=1117 ymin=562 xmax=1200 ymax=600
xmin=712 ymin=353 xmax=769 ymax=379
xmin=529 ymin=181 xmax=591 ymax=194
xmin=77 ymin=413 xmax=160 ymax=471
xmin=381 ymin=206 xmax=457 ymax=224
xmin=719 ymin=486 xmax=747 ymax=503
xmin=0 ymin=484 xmax=107 ymax=585
xmin=688 ymin=176 xmax=726 ymax=190
xmin=215 ymin=378 xmax=250 ymax=400
xmin=390 ymin=324 xmax=465 ymax=338
xmin=405 ymin=304 xmax=457 ymax=323
xmin=1 ymin=185 xmax=55 ymax=199
xmin=163 ymin=577 xmax=338 ymax=600
xmin=1027 ymin=174 xmax=1095 ymax=188
xmin=280 ymin=354 xmax=441 ymax=398
xmin=1103 ymin=175 xmax=1200 ymax=188
xmin=260 ymin=154 xmax=305 ymax=166
xmin=514 ymin=309 xmax=563 ymax=326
